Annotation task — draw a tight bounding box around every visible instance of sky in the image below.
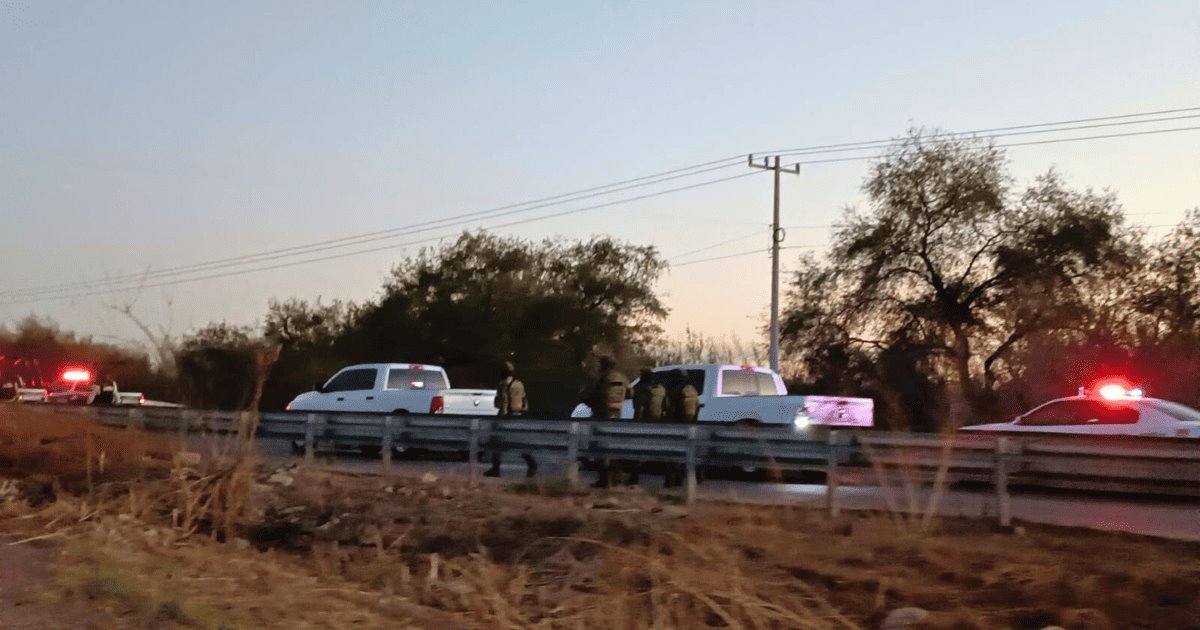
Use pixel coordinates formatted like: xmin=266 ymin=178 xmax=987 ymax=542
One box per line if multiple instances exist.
xmin=1 ymin=0 xmax=1198 ymax=353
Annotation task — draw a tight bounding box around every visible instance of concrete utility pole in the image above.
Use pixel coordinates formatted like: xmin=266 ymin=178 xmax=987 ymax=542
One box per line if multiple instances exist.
xmin=748 ymin=155 xmax=800 ymax=373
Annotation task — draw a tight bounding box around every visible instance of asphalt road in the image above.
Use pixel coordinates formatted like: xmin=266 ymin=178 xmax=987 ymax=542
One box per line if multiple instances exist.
xmin=256 ymin=437 xmax=1200 ymax=542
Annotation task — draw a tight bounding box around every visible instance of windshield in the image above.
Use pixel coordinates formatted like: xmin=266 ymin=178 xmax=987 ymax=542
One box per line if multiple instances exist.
xmin=1143 ymin=399 xmax=1200 ymax=424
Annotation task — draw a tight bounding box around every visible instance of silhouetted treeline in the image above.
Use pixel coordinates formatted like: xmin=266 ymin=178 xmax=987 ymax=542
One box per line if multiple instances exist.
xmin=781 ymin=130 xmax=1200 ymax=430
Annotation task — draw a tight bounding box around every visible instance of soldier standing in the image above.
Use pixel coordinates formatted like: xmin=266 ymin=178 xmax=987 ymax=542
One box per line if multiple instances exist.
xmin=669 ymin=368 xmax=700 ymax=423
xmin=632 ymin=367 xmax=669 ymax=421
xmin=485 ymin=361 xmax=536 ymax=478
xmin=664 ymin=368 xmax=700 ymax=487
xmin=588 ymin=356 xmax=630 ymax=419
xmin=588 ymin=356 xmax=630 ymax=487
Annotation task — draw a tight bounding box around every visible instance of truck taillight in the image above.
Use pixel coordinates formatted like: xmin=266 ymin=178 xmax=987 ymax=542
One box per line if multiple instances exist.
xmin=138 ymin=394 xmax=145 ymax=405
xmin=430 ymin=395 xmax=444 ymax=414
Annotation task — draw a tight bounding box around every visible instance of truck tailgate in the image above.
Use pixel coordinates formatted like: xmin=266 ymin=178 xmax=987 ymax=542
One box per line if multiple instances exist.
xmin=440 ymin=388 xmax=498 ymax=416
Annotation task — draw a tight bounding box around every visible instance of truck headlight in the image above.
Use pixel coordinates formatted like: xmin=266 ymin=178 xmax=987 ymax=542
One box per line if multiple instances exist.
xmin=793 ymin=410 xmax=811 ymax=430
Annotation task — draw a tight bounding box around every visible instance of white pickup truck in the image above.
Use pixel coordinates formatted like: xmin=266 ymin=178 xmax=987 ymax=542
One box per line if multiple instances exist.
xmin=285 ymin=363 xmax=498 ymax=416
xmin=572 ymin=364 xmax=874 ymax=429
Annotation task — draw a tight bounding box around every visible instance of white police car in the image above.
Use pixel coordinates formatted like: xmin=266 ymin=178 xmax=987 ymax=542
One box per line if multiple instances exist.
xmin=960 ymin=383 xmax=1200 ymax=438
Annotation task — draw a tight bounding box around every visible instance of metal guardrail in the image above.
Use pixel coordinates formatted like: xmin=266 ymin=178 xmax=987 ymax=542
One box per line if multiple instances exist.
xmin=9 ymin=404 xmax=1200 ymax=526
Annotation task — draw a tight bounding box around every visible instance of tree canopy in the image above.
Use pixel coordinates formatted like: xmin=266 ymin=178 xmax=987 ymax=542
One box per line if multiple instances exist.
xmin=782 ymin=131 xmax=1145 ymax=428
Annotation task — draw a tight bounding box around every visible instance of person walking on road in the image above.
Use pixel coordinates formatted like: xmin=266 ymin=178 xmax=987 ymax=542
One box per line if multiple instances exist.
xmin=485 ymin=361 xmax=536 ymax=478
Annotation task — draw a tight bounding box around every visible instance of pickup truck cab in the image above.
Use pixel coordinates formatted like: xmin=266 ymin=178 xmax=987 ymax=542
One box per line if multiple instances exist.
xmin=572 ymin=364 xmax=874 ymax=428
xmin=286 ymin=363 xmax=498 ymax=416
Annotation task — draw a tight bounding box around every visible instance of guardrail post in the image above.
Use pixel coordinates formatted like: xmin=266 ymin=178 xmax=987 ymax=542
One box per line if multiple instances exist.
xmin=304 ymin=413 xmax=318 ymax=462
xmin=685 ymin=425 xmax=698 ymax=505
xmin=468 ymin=418 xmax=481 ymax=486
xmin=565 ymin=422 xmax=581 ymax=487
xmin=126 ymin=407 xmax=143 ymax=431
xmin=394 ymin=415 xmax=407 ymax=454
xmin=995 ymin=437 xmax=1012 ymax=528
xmin=825 ymin=430 xmax=841 ymax=519
xmin=178 ymin=410 xmax=191 ymax=439
xmin=381 ymin=416 xmax=393 ymax=468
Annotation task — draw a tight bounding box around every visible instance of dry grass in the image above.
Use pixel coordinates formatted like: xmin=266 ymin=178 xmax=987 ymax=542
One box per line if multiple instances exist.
xmin=0 ymin=407 xmax=175 ymax=492
xmin=1 ymin=406 xmax=1198 ymax=629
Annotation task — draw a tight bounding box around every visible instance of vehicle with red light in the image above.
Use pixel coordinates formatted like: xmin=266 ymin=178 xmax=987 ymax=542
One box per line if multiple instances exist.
xmin=45 ymin=367 xmax=145 ymax=406
xmin=959 ymin=382 xmax=1200 ymax=438
xmin=285 ymin=363 xmax=497 ymax=416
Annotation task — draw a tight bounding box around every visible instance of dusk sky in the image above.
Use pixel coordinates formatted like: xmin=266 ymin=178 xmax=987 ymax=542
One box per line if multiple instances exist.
xmin=2 ymin=1 xmax=1198 ymax=350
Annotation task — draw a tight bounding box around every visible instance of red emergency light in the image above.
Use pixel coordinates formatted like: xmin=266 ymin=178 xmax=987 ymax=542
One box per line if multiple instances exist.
xmin=61 ymin=368 xmax=91 ymax=383
xmin=1081 ymin=379 xmax=1145 ymax=401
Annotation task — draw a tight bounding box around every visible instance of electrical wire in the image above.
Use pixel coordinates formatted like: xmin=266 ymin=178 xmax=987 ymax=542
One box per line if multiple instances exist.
xmin=758 ymin=106 xmax=1200 ymax=155
xmin=0 ymin=170 xmax=768 ymax=304
xmin=667 ymin=230 xmax=766 ymax=261
xmin=787 ymin=125 xmax=1200 ymax=167
xmin=0 ymin=158 xmax=747 ymax=299
xmin=5 ymin=108 xmax=1198 ymax=300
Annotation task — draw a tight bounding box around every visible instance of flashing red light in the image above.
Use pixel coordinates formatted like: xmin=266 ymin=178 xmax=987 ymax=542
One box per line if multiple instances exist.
xmin=61 ymin=368 xmax=91 ymax=383
xmin=1097 ymin=383 xmax=1127 ymax=401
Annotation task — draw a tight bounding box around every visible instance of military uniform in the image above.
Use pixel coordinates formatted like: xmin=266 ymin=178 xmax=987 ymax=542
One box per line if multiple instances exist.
xmin=590 ymin=370 xmax=630 ymax=419
xmin=486 ymin=367 xmax=536 ymax=478
xmin=632 ymin=375 xmax=669 ymax=421
xmin=495 ymin=376 xmax=528 ymax=416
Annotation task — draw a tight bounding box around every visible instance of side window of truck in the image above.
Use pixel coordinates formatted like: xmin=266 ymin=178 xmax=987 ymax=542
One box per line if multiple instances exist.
xmin=650 ymin=370 xmax=706 ymax=393
xmin=753 ymin=373 xmax=781 ymax=395
xmin=325 ymin=368 xmax=378 ymax=392
xmin=720 ymin=370 xmax=758 ymax=396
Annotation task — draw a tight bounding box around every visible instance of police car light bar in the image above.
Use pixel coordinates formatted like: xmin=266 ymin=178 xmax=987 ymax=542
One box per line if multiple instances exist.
xmin=61 ymin=368 xmax=91 ymax=383
xmin=1091 ymin=382 xmax=1145 ymax=401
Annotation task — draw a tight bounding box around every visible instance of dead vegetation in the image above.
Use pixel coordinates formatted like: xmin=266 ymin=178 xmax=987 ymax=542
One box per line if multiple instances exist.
xmin=1 ymin=406 xmax=1198 ymax=629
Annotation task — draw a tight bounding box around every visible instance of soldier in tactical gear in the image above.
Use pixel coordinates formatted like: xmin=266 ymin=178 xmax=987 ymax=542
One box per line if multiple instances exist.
xmin=669 ymin=368 xmax=700 ymax=423
xmin=588 ymin=356 xmax=631 ymax=487
xmin=485 ymin=361 xmax=537 ymax=478
xmin=663 ymin=368 xmax=701 ymax=487
xmin=632 ymin=367 xmax=669 ymax=421
xmin=588 ymin=356 xmax=630 ymax=419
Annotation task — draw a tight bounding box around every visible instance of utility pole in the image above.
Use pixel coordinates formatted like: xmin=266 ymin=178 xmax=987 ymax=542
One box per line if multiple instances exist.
xmin=748 ymin=155 xmax=800 ymax=372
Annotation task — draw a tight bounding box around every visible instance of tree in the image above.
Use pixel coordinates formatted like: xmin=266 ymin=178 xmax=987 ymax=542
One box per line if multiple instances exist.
xmin=260 ymin=298 xmax=356 ymax=410
xmin=335 ymin=232 xmax=669 ymax=412
xmin=176 ymin=323 xmax=278 ymax=410
xmin=0 ymin=315 xmax=168 ymax=396
xmin=782 ymin=131 xmax=1136 ymax=425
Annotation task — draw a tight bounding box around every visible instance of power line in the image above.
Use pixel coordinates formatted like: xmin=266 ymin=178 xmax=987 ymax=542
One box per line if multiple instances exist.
xmin=786 ymin=125 xmax=1200 ymax=167
xmin=0 ymin=170 xmax=767 ymax=305
xmin=667 ymin=230 xmax=766 ymax=261
xmin=771 ymin=112 xmax=1200 ymax=159
xmin=670 ymin=249 xmax=766 ymax=268
xmin=759 ymin=106 xmax=1200 ymax=156
xmin=0 ymin=158 xmax=748 ymax=300
xmin=5 ymin=107 xmax=1197 ymax=302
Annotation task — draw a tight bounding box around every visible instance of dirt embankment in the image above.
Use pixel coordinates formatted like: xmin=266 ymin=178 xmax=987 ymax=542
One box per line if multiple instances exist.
xmin=1 ymin=407 xmax=1198 ymax=629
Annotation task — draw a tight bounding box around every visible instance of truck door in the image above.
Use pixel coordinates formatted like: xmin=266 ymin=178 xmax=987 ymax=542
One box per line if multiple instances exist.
xmin=320 ymin=367 xmax=380 ymax=412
